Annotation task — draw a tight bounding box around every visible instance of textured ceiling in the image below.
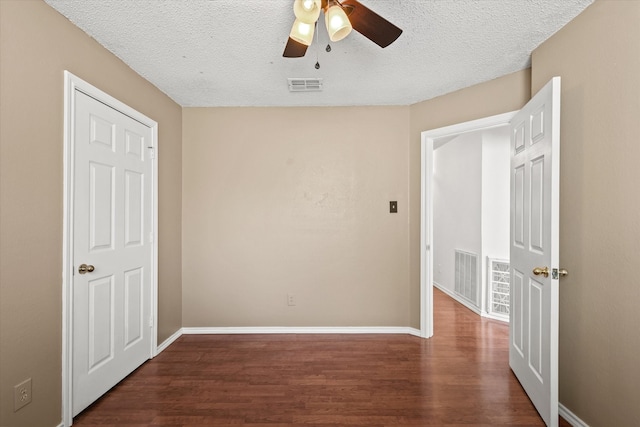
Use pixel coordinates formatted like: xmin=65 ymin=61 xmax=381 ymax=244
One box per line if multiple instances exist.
xmin=44 ymin=0 xmax=593 ymax=107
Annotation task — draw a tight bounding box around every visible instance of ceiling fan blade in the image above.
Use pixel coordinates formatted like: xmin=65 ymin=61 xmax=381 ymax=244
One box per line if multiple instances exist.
xmin=283 ymin=37 xmax=309 ymax=58
xmin=340 ymin=0 xmax=402 ymax=48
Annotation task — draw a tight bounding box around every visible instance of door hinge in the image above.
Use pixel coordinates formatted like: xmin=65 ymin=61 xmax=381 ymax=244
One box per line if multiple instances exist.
xmin=148 ymin=316 xmax=153 ymax=327
xmin=148 ymin=147 xmax=155 ymax=159
xmin=149 ymin=232 xmax=154 ymax=243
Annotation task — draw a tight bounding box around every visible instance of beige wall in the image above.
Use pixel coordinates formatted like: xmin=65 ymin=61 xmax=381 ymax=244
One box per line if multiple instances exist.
xmin=182 ymin=107 xmax=410 ymax=327
xmin=531 ymin=1 xmax=640 ymax=425
xmin=407 ymin=69 xmax=532 ymax=327
xmin=3 ymin=0 xmax=637 ymax=425
xmin=0 ymin=1 xmax=182 ymax=426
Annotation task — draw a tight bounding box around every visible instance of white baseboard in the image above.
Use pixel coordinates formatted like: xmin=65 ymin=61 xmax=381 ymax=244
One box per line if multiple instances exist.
xmin=154 ymin=326 xmax=423 ymax=355
xmin=405 ymin=327 xmax=422 ymax=337
xmin=59 ymin=327 xmax=420 ymax=426
xmin=155 ymin=328 xmax=183 ymax=355
xmin=433 ymin=282 xmax=482 ymax=315
xmin=182 ymin=326 xmax=422 ymax=336
xmin=434 ymin=282 xmax=509 ymax=324
xmin=559 ymin=403 xmax=590 ymax=427
xmin=482 ymin=311 xmax=509 ymax=323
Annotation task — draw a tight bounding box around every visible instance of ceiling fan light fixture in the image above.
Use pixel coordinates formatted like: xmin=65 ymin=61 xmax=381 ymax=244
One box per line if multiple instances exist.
xmin=283 ymin=0 xmax=403 ymax=58
xmin=293 ymin=0 xmax=321 ymax=24
xmin=325 ymin=2 xmax=352 ymax=42
xmin=289 ymin=19 xmax=315 ymax=46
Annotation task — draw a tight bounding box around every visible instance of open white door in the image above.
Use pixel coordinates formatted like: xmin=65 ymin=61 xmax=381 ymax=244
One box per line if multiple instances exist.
xmin=509 ymin=76 xmax=562 ymax=427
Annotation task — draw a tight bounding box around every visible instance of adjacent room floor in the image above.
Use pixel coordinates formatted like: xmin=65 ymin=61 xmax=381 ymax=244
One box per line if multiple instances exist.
xmin=73 ymin=289 xmax=569 ymax=426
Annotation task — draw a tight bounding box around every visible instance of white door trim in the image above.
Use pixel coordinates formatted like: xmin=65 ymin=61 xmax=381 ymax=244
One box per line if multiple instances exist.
xmin=420 ymin=111 xmax=516 ymax=338
xmin=61 ymin=71 xmax=158 ymax=426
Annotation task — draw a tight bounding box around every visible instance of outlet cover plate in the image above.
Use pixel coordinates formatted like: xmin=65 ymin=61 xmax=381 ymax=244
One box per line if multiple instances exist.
xmin=287 ymin=293 xmax=296 ymax=306
xmin=14 ymin=378 xmax=32 ymax=411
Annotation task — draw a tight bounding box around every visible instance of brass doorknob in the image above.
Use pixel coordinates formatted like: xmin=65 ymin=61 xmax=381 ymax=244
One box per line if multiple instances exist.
xmin=533 ymin=266 xmax=549 ymax=277
xmin=78 ymin=264 xmax=95 ymax=274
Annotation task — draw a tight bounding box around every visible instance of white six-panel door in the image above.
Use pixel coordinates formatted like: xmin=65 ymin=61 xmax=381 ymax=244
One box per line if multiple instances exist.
xmin=72 ymin=90 xmax=153 ymax=416
xmin=509 ymin=77 xmax=561 ymax=427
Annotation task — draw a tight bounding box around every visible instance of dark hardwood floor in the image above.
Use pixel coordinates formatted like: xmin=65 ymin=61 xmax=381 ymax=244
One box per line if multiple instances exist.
xmin=74 ymin=289 xmax=571 ymax=426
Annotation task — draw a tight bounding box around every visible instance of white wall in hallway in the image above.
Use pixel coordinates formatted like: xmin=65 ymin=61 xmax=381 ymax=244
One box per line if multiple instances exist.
xmin=433 ymin=127 xmax=510 ymax=313
xmin=433 ymin=132 xmax=482 ymax=296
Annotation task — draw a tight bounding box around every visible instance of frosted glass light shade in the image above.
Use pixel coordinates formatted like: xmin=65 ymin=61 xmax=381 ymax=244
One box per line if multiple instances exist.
xmin=293 ymin=0 xmax=321 ymax=24
xmin=325 ymin=3 xmax=352 ymax=42
xmin=289 ymin=19 xmax=315 ymax=46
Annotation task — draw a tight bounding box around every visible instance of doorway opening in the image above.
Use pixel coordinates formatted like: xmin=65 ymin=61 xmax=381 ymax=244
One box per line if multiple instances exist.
xmin=420 ymin=112 xmax=516 ymax=338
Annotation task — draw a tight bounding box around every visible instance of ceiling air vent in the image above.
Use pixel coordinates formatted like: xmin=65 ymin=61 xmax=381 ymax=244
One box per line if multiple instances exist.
xmin=288 ymin=78 xmax=323 ymax=92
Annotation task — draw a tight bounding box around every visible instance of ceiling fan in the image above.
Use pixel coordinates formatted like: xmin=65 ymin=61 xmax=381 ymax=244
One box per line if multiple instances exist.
xmin=283 ymin=0 xmax=403 ymax=58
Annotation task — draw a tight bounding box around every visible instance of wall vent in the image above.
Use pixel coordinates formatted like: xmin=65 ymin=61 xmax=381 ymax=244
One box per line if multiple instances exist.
xmin=488 ymin=258 xmax=510 ymax=320
xmin=288 ymin=78 xmax=323 ymax=92
xmin=454 ymin=250 xmax=479 ymax=308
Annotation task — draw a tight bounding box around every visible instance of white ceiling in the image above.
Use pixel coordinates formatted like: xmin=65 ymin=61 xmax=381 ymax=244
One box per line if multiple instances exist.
xmin=44 ymin=0 xmax=593 ymax=107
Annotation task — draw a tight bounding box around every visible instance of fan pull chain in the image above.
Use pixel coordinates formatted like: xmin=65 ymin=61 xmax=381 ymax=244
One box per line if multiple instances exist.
xmin=315 ymin=21 xmax=320 ymax=69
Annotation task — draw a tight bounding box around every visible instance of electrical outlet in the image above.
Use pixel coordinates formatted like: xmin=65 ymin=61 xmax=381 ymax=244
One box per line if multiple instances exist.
xmin=287 ymin=293 xmax=296 ymax=306
xmin=14 ymin=378 xmax=32 ymax=412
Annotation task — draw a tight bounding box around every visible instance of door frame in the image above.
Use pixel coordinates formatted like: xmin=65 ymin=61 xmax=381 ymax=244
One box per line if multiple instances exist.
xmin=420 ymin=111 xmax=516 ymax=338
xmin=61 ymin=71 xmax=158 ymax=426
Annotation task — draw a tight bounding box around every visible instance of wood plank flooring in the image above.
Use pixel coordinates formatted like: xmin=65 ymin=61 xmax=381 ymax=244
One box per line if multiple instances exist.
xmin=74 ymin=289 xmax=570 ymax=426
